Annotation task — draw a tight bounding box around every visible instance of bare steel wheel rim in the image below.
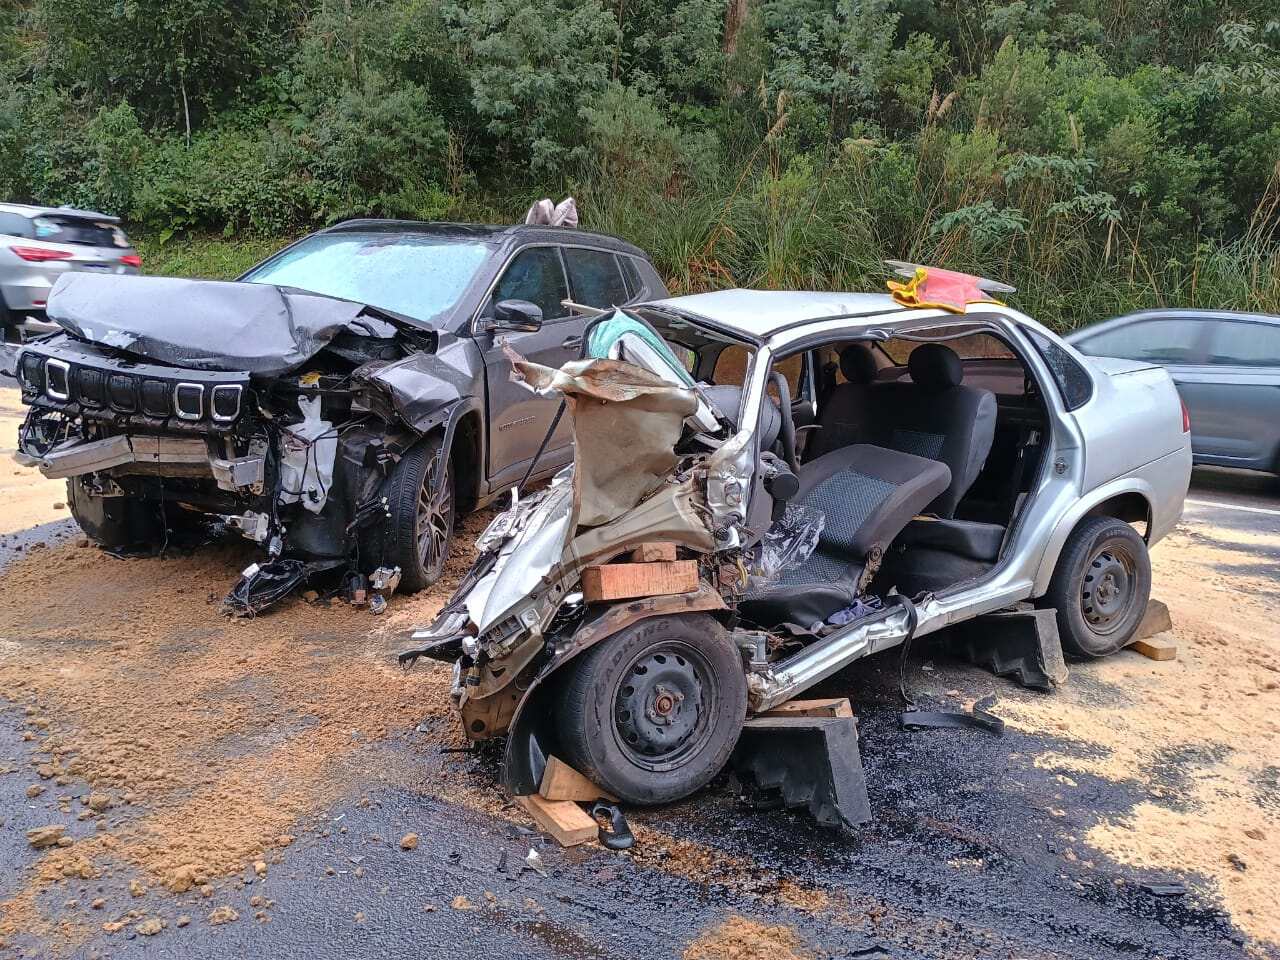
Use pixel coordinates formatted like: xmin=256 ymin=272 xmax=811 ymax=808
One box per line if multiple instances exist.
xmin=612 ymin=640 xmax=714 ymax=772
xmin=1080 ymin=541 xmax=1136 ymax=635
xmin=415 ymin=454 xmax=451 ymax=575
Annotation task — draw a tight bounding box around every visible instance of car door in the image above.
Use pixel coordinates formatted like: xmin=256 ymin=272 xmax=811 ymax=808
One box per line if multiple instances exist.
xmin=1180 ymin=319 xmax=1280 ymax=470
xmin=479 ymin=245 xmax=581 ymax=490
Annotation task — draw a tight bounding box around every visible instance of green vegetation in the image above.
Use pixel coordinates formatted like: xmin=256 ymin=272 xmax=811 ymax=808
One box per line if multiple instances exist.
xmin=3 ymin=0 xmax=1280 ymax=328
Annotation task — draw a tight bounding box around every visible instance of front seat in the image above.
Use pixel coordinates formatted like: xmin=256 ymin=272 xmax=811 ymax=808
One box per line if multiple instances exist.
xmin=740 ymin=443 xmax=951 ymax=629
xmin=807 ymin=344 xmax=879 ymax=459
xmin=810 ymin=342 xmax=996 ymax=518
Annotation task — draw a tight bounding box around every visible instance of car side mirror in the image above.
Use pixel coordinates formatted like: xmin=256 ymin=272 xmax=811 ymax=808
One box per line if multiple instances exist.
xmin=492 ymin=299 xmax=543 ymax=333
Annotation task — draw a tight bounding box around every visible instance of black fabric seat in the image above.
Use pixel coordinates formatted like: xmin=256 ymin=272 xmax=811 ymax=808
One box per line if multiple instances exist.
xmin=808 ymin=343 xmax=997 ymax=518
xmin=740 ymin=444 xmax=950 ymax=629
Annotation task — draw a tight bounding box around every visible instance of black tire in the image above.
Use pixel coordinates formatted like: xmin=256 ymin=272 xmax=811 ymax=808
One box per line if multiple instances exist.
xmin=1042 ymin=516 xmax=1152 ymax=658
xmin=555 ymin=613 xmax=747 ymax=805
xmin=66 ymin=477 xmax=165 ymax=550
xmin=362 ymin=433 xmax=454 ymax=593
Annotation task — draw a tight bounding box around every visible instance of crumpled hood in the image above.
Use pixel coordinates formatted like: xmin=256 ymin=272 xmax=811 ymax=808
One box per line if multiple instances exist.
xmin=46 ymin=273 xmax=377 ymax=377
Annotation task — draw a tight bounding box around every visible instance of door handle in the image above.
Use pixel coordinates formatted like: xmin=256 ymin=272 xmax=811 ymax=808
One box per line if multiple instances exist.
xmin=561 ymin=335 xmax=583 ymax=350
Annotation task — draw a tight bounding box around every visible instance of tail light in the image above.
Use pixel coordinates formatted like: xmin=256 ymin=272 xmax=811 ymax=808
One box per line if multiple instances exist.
xmin=10 ymin=245 xmax=74 ymax=262
xmin=121 ymin=253 xmax=142 ymax=268
xmin=1180 ymin=396 xmax=1190 ymax=433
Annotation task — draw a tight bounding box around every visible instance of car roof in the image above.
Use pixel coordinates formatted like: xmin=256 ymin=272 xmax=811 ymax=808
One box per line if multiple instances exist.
xmin=642 ymin=289 xmax=912 ymax=339
xmin=319 ymin=219 xmax=650 ymax=259
xmin=0 ymin=202 xmax=121 ymax=223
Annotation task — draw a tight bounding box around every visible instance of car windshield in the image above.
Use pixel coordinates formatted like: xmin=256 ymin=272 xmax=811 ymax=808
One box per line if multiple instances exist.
xmin=242 ymin=233 xmax=491 ymax=324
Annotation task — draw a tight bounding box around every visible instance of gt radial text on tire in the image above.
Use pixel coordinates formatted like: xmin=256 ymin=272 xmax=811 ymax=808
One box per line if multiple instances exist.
xmin=363 ymin=433 xmax=455 ymax=593
xmin=1042 ymin=515 xmax=1152 ymax=659
xmin=555 ymin=613 xmax=747 ymax=805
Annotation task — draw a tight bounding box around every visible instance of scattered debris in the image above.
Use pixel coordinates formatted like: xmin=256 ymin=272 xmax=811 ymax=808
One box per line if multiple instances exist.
xmin=26 ymin=825 xmax=65 ymax=849
xmin=222 ymin=560 xmax=310 ymax=618
xmin=25 ymin=784 xmax=44 ymax=799
xmin=136 ymin=917 xmax=165 ymax=936
xmin=523 ymin=848 xmax=547 ymax=878
xmin=253 ymin=860 xmax=268 ymax=877
xmin=1139 ymin=880 xmax=1186 ymax=897
xmin=208 ymin=906 xmax=239 ymax=926
xmin=129 ymin=879 xmax=147 ymax=897
xmin=590 ymin=802 xmax=635 ymax=851
xmin=85 ymin=791 xmax=112 ymax=812
xmin=399 ymin=833 xmax=419 ymax=851
xmin=732 ymin=715 xmax=872 ymax=830
xmin=451 ymin=895 xmax=476 ymax=911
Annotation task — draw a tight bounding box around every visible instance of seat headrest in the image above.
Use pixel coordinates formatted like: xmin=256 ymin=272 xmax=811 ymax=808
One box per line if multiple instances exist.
xmin=908 ymin=343 xmax=963 ymax=392
xmin=839 ymin=344 xmax=877 ymax=384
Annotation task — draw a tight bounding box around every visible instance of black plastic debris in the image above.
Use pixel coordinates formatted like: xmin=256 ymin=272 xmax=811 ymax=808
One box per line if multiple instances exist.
xmin=900 ymin=693 xmax=1006 ymax=737
xmin=731 ymin=715 xmax=873 ymax=831
xmin=1139 ymin=880 xmax=1187 ymax=897
xmin=222 ymin=559 xmax=308 ymax=617
xmin=590 ymin=802 xmax=635 ymax=850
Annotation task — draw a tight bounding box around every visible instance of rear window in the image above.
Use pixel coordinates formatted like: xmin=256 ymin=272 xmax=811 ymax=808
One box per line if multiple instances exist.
xmin=243 ymin=233 xmax=491 ymax=323
xmin=32 ymin=215 xmax=126 ymax=248
xmin=0 ymin=213 xmax=34 ymax=239
xmin=565 ymin=248 xmax=629 ymax=309
xmin=1025 ymin=328 xmax=1094 ymax=410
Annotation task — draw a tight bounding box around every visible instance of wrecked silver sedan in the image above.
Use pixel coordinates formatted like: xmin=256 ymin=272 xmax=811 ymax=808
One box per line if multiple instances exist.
xmin=403 ymin=270 xmax=1192 ymax=813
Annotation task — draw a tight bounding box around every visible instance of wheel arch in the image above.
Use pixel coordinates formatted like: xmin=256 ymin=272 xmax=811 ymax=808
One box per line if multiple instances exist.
xmin=1031 ymin=480 xmax=1155 ymax=596
xmin=499 ymin=589 xmax=727 ymax=796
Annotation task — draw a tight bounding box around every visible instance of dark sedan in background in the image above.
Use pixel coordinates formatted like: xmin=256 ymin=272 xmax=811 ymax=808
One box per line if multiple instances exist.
xmin=1068 ymin=309 xmax=1280 ymax=476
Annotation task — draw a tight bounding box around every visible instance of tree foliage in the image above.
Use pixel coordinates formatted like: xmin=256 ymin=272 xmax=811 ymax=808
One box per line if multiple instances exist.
xmin=1 ymin=0 xmax=1279 ymax=324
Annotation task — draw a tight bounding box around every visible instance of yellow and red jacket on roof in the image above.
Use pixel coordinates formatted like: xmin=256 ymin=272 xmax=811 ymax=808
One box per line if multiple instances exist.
xmin=887 ymin=266 xmax=1005 ymax=314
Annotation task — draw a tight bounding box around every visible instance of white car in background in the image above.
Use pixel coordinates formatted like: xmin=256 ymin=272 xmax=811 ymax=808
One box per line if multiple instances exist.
xmin=0 ymin=203 xmax=141 ymax=343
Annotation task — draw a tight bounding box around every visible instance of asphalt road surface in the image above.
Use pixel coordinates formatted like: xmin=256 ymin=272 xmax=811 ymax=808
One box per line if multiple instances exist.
xmin=1 ymin=465 xmax=1277 ymax=960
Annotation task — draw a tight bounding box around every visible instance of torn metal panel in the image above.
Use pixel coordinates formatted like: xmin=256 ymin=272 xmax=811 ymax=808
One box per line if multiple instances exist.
xmin=353 ymin=337 xmax=472 ymax=434
xmin=506 ymin=349 xmax=700 ymax=529
xmin=45 ymin=273 xmax=388 ymax=376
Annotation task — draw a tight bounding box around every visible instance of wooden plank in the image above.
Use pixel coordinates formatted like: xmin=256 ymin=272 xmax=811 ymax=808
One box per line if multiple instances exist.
xmin=631 ymin=542 xmax=677 ymax=563
xmin=539 ymin=756 xmax=617 ymax=803
xmin=1134 ymin=598 xmax=1173 ymax=641
xmin=763 ymin=697 xmax=854 ymax=719
xmin=1130 ymin=635 xmax=1177 ymax=661
xmin=581 ymin=560 xmax=699 ymax=603
xmin=515 ymin=794 xmax=597 ymax=847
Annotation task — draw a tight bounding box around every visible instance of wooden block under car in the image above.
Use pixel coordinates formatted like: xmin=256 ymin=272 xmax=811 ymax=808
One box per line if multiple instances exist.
xmin=631 ymin=541 xmax=678 ymax=563
xmin=581 ymin=560 xmax=699 ymax=603
xmin=763 ymin=697 xmax=855 ymax=719
xmin=539 ymin=756 xmax=617 ymax=803
xmin=515 ymin=793 xmax=597 ymax=847
xmin=1133 ymin=598 xmax=1173 ymax=642
xmin=1129 ymin=635 xmax=1177 ymax=661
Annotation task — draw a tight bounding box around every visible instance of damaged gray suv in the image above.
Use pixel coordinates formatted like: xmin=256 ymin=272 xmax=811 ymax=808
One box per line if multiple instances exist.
xmin=12 ymin=220 xmax=666 ymax=592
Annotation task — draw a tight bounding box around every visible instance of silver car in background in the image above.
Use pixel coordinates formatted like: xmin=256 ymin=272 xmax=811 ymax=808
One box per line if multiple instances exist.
xmin=0 ymin=203 xmax=141 ymax=342
xmin=1067 ymin=309 xmax=1280 ymax=476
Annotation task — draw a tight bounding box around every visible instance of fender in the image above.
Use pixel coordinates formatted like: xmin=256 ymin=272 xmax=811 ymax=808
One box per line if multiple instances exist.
xmin=500 ymin=586 xmax=726 ymax=795
xmin=1030 ymin=475 xmax=1155 ymax=596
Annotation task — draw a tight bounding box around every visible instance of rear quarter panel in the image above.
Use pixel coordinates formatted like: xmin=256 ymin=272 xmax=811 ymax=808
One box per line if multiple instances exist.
xmin=1074 ymin=357 xmax=1188 ymax=495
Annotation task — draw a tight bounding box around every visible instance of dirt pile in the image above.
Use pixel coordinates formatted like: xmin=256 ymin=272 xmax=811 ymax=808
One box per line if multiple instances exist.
xmin=0 ymin=508 xmax=491 ymax=944
xmin=682 ymin=916 xmax=814 ymax=960
xmin=1000 ymin=515 xmax=1280 ymax=945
